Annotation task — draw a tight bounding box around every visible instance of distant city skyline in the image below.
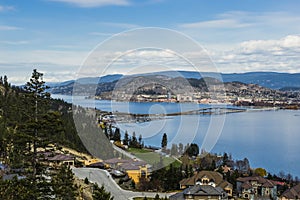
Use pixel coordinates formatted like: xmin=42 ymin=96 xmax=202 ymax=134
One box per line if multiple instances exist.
xmin=0 ymin=0 xmax=300 ymax=84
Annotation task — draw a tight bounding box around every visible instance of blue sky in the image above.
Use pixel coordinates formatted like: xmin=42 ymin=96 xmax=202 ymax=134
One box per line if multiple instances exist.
xmin=0 ymin=0 xmax=300 ymax=84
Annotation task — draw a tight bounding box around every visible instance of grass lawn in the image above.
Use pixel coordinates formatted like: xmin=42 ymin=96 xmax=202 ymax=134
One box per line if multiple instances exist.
xmin=128 ymin=148 xmax=181 ymax=167
xmin=128 ymin=147 xmax=153 ymax=154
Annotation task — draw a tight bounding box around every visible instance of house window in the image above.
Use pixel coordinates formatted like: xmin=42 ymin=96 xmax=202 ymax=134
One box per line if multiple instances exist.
xmin=141 ymin=171 xmax=146 ymax=178
xmin=202 ymin=179 xmax=209 ymax=184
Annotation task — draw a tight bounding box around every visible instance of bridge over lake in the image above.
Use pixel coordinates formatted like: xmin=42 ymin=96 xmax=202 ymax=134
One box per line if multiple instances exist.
xmin=112 ymin=107 xmax=247 ymax=122
xmin=100 ymin=106 xmax=278 ymax=124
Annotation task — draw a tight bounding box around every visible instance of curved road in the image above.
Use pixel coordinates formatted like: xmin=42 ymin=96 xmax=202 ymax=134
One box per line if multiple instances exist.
xmin=72 ymin=167 xmax=174 ymax=200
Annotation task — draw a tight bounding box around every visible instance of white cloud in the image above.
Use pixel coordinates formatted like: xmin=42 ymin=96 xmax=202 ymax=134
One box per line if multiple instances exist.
xmin=210 ymin=35 xmax=300 ymax=73
xmin=182 ymin=11 xmax=300 ymax=31
xmin=3 ymin=35 xmax=300 ymax=84
xmin=280 ymin=35 xmax=300 ymax=49
xmin=180 ymin=18 xmax=252 ymax=29
xmin=0 ymin=50 xmax=87 ymax=84
xmin=77 ymin=48 xmax=215 ymax=78
xmin=178 ymin=11 xmax=300 ymax=44
xmin=177 ymin=11 xmax=300 ymax=72
xmin=47 ymin=0 xmax=130 ymax=7
xmin=0 ymin=5 xmax=15 ymax=12
xmin=239 ymin=35 xmax=300 ymax=55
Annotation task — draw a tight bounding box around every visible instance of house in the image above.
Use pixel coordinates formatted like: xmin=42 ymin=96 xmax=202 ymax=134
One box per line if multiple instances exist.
xmin=119 ymin=160 xmax=148 ymax=183
xmin=169 ymin=184 xmax=228 ymax=200
xmin=280 ymin=183 xmax=300 ymax=200
xmin=179 ymin=170 xmax=233 ymax=197
xmin=104 ymin=158 xmax=130 ymax=169
xmin=176 ymin=94 xmax=193 ymax=102
xmin=236 ymin=176 xmax=277 ymax=200
xmin=104 ymin=158 xmax=149 ymax=183
xmin=48 ymin=154 xmax=75 ymax=167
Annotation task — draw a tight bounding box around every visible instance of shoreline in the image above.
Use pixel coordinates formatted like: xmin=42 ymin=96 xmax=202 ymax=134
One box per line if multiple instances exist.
xmin=51 ymin=93 xmax=299 ymax=111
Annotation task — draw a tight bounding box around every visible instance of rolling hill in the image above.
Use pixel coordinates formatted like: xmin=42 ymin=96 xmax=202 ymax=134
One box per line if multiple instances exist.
xmin=48 ymin=71 xmax=300 ymax=95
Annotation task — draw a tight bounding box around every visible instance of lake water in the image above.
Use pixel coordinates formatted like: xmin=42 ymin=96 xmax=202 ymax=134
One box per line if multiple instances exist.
xmin=52 ymin=94 xmax=300 ymax=177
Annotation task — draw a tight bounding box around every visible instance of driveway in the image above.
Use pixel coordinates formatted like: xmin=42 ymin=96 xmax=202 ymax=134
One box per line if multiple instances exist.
xmin=72 ymin=167 xmax=174 ymax=200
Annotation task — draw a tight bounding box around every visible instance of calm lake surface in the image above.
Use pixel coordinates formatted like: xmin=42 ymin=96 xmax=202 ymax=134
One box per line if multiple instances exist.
xmin=53 ymin=94 xmax=300 ymax=176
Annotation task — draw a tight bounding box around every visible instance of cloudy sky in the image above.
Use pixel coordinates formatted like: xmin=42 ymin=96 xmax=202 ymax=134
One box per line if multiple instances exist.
xmin=0 ymin=0 xmax=300 ymax=84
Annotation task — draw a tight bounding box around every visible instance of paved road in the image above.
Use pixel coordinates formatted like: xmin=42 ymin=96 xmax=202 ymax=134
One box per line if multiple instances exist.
xmin=72 ymin=167 xmax=174 ymax=200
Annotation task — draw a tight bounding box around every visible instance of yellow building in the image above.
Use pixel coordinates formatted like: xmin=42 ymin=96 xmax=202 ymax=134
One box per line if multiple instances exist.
xmin=119 ymin=161 xmax=148 ymax=183
xmin=104 ymin=158 xmax=149 ymax=183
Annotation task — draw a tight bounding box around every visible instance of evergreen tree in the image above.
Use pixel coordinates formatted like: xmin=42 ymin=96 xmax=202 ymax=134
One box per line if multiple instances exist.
xmin=52 ymin=165 xmax=78 ymax=200
xmin=211 ymin=160 xmax=216 ymax=170
xmin=92 ymin=184 xmax=114 ymax=200
xmin=223 ymin=152 xmax=229 ymax=165
xmin=186 ymin=143 xmax=199 ymax=157
xmin=154 ymin=194 xmax=160 ymax=200
xmin=138 ymin=134 xmax=142 ymax=148
xmin=130 ymin=131 xmax=138 ymax=148
xmin=20 ymin=70 xmax=76 ymax=198
xmin=0 ymin=71 xmax=88 ymax=199
xmin=104 ymin=126 xmax=109 ymax=139
xmin=128 ymin=136 xmax=132 ymax=147
xmin=113 ymin=127 xmax=121 ymax=141
xmin=123 ymin=130 xmax=129 ymax=146
xmin=0 ymin=177 xmax=36 ymax=200
xmin=3 ymin=75 xmax=10 ymax=89
xmin=108 ymin=124 xmax=113 ymax=140
xmin=23 ymin=69 xmax=50 ymax=178
xmin=161 ymin=133 xmax=167 ymax=151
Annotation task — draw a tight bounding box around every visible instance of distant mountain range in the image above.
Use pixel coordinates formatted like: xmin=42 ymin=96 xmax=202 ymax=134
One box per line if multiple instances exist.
xmin=48 ymin=71 xmax=300 ymax=95
xmin=144 ymin=71 xmax=300 ymax=90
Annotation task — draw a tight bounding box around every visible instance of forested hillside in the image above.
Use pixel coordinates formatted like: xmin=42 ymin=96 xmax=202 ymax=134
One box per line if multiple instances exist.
xmin=0 ymin=74 xmax=86 ymax=154
xmin=0 ymin=70 xmax=88 ymax=199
